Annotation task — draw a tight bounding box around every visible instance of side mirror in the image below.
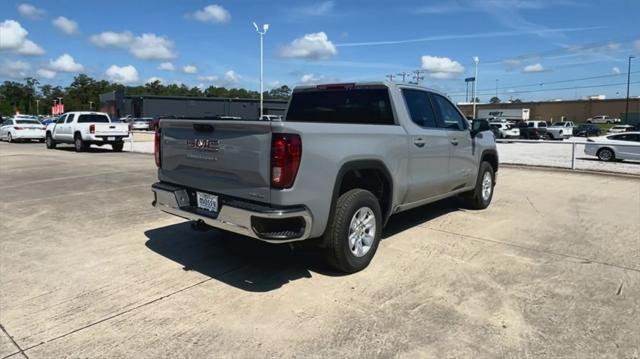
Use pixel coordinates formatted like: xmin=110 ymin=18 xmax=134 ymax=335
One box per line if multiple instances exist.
xmin=471 ymin=119 xmax=490 ymax=137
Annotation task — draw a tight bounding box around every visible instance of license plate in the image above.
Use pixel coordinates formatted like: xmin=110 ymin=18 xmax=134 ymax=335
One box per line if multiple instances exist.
xmin=196 ymin=192 xmax=218 ymax=213
xmin=107 ymin=136 xmax=115 ymax=141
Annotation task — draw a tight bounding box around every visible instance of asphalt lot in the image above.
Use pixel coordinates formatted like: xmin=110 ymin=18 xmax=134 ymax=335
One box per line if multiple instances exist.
xmin=1 ymin=141 xmax=639 ymax=358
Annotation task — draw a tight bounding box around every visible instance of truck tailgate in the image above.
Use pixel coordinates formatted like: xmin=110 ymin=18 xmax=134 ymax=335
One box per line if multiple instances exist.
xmin=158 ymin=119 xmax=272 ymax=203
xmin=95 ymin=123 xmax=129 ymax=136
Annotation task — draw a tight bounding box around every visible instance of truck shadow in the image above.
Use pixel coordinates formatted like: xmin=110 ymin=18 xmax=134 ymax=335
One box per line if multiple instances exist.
xmin=54 ymin=146 xmax=114 ymax=153
xmin=144 ymin=199 xmax=460 ymax=292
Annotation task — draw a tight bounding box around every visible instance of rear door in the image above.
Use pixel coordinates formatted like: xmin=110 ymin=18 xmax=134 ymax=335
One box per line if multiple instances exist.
xmin=400 ymin=88 xmax=451 ymax=202
xmin=430 ymin=93 xmax=476 ymax=190
xmin=159 ymin=119 xmax=273 ymax=203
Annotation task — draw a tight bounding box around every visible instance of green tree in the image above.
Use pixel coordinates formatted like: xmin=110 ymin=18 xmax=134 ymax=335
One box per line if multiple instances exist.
xmin=489 ymin=96 xmax=501 ymax=104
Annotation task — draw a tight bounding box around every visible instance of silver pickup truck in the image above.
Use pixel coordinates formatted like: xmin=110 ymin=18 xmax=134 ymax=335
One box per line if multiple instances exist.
xmin=152 ymin=82 xmax=498 ymax=272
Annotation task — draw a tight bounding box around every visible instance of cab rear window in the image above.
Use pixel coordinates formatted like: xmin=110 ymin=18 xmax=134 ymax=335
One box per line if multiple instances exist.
xmin=286 ymin=88 xmax=395 ymax=125
xmin=78 ymin=115 xmax=110 ymax=123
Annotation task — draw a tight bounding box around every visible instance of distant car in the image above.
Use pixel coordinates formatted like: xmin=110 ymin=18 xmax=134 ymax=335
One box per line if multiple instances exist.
xmin=586 ymin=115 xmax=621 ymax=124
xmin=546 ymin=121 xmax=574 ymax=140
xmin=130 ymin=118 xmax=153 ymax=131
xmin=489 ymin=122 xmax=520 ymax=139
xmin=0 ymin=117 xmax=46 ymax=142
xmin=41 ymin=117 xmax=58 ymax=127
xmin=516 ymin=120 xmax=548 ymax=139
xmin=584 ymin=132 xmax=640 ymax=161
xmin=607 ymin=124 xmax=635 ymax=134
xmin=573 ymin=124 xmax=601 ymax=137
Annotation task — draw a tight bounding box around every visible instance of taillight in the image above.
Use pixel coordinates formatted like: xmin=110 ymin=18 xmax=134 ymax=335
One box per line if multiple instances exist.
xmin=154 ymin=126 xmax=161 ymax=168
xmin=89 ymin=124 xmax=95 ymax=134
xmin=271 ymin=134 xmax=302 ymax=189
xmin=14 ymin=126 xmax=23 ymax=130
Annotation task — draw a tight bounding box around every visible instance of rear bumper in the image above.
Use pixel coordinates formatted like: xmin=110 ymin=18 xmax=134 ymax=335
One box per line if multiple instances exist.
xmin=84 ymin=134 xmax=128 ymax=143
xmin=151 ymin=182 xmax=313 ymax=243
xmin=13 ymin=131 xmax=45 ymax=139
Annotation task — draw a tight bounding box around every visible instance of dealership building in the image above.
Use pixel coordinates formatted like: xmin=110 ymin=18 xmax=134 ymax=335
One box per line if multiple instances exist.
xmin=99 ymin=90 xmax=288 ymax=120
xmin=458 ymin=97 xmax=640 ymax=123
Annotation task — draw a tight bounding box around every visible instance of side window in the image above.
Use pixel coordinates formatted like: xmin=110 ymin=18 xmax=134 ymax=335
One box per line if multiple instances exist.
xmin=401 ymin=89 xmax=438 ymax=128
xmin=65 ymin=114 xmax=74 ymax=123
xmin=527 ymin=122 xmax=534 ymax=127
xmin=539 ymin=122 xmax=547 ymax=127
xmin=430 ymin=94 xmax=467 ymax=131
xmin=56 ymin=115 xmax=66 ymax=124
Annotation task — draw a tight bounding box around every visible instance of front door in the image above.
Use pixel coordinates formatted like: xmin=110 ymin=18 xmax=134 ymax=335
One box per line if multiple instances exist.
xmin=401 ymin=88 xmax=452 ymax=203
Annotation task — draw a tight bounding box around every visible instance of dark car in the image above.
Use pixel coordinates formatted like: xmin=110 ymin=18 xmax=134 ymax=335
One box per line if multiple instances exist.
xmin=573 ymin=124 xmax=601 ymax=137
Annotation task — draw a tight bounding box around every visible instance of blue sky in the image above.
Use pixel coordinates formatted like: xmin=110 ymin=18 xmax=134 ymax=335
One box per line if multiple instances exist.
xmin=1 ymin=0 xmax=639 ymax=102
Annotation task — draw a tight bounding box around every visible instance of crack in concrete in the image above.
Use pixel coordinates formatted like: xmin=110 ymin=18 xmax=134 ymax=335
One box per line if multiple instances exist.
xmin=0 ymin=323 xmax=28 ymax=359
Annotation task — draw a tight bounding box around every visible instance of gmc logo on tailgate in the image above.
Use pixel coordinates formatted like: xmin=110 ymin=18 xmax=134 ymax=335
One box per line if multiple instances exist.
xmin=186 ymin=139 xmax=223 ymax=152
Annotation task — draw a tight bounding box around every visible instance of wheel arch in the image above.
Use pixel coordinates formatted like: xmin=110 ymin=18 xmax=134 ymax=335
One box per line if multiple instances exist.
xmin=480 ymin=149 xmax=499 ymax=174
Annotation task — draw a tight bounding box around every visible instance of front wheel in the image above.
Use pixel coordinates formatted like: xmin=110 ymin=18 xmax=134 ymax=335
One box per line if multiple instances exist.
xmin=45 ymin=133 xmax=56 ymax=149
xmin=462 ymin=162 xmax=495 ymax=210
xmin=7 ymin=133 xmax=13 ymax=143
xmin=597 ymin=148 xmax=615 ymax=161
xmin=323 ymin=189 xmax=382 ymax=273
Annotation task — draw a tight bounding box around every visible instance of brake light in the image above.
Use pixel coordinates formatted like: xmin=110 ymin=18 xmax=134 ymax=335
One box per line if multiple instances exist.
xmin=14 ymin=126 xmax=23 ymax=130
xmin=316 ymin=83 xmax=355 ymax=90
xmin=89 ymin=124 xmax=95 ymax=134
xmin=271 ymin=134 xmax=302 ymax=189
xmin=154 ymin=126 xmax=161 ymax=168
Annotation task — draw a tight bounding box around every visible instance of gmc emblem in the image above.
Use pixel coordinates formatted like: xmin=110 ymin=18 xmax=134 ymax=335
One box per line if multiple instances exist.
xmin=187 ymin=139 xmax=223 ymax=152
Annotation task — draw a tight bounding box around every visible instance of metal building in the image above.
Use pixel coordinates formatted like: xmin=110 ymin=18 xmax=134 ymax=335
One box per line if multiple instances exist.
xmin=99 ymin=91 xmax=288 ymax=120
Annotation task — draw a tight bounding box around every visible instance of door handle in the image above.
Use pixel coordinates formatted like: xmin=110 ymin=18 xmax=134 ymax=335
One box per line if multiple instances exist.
xmin=450 ymin=139 xmax=459 ymax=146
xmin=413 ymin=138 xmax=426 ymax=148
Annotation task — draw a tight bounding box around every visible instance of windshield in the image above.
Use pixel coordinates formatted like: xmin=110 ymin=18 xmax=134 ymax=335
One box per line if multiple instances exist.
xmin=77 ymin=114 xmax=110 ymax=123
xmin=15 ymin=119 xmax=41 ymax=125
xmin=551 ymin=122 xmax=566 ymax=126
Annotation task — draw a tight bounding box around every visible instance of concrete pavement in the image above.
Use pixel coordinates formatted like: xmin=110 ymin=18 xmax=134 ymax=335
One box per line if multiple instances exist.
xmin=1 ymin=141 xmax=639 ymax=358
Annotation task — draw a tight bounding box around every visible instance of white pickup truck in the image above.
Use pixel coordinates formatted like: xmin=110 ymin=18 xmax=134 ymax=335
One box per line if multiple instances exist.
xmin=546 ymin=121 xmax=574 ymax=140
xmin=45 ymin=111 xmax=130 ymax=152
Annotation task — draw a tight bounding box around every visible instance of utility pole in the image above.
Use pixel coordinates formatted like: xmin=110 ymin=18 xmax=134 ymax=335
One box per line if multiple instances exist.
xmin=473 ymin=56 xmax=479 ymax=119
xmin=385 ymin=74 xmax=395 ymax=82
xmin=625 ymin=56 xmax=635 ymax=123
xmin=412 ymin=70 xmax=424 ymax=85
xmin=253 ymin=22 xmax=269 ymax=119
xmin=397 ymin=72 xmax=409 ymax=83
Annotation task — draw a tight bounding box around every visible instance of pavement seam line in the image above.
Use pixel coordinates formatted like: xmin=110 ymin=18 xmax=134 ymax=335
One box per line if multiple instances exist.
xmin=424 ymin=226 xmax=640 ymax=273
xmin=17 ymin=264 xmax=249 ymax=354
xmin=0 ymin=324 xmax=28 ymax=359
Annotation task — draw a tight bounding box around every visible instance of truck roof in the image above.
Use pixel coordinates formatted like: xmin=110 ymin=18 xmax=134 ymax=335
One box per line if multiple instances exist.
xmin=293 ymin=81 xmax=451 ymax=99
xmin=61 ymin=111 xmax=109 ymax=116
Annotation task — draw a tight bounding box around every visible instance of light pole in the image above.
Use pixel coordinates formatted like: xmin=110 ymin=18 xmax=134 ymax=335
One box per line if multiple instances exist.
xmin=253 ymin=22 xmax=269 ymax=119
xmin=472 ymin=56 xmax=479 ymax=119
xmin=625 ymin=56 xmax=635 ymax=123
xmin=36 ymin=99 xmax=40 ymax=116
xmin=89 ymin=101 xmax=94 ymax=111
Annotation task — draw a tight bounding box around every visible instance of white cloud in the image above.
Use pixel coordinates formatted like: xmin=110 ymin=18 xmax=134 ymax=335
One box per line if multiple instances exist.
xmin=0 ymin=59 xmax=30 ymax=79
xmin=183 ymin=64 xmax=198 ymax=74
xmin=89 ymin=31 xmax=176 ymax=60
xmin=523 ymin=63 xmax=545 ymax=73
xmin=269 ymin=80 xmax=281 ymax=88
xmin=52 ymin=16 xmax=78 ymax=35
xmin=190 ymin=4 xmax=231 ymax=23
xmin=197 ymin=75 xmax=218 ymax=82
xmin=612 ymin=67 xmax=621 ymax=74
xmin=0 ymin=20 xmax=45 ymax=56
xmin=279 ymin=32 xmax=337 ymax=60
xmin=37 ymin=68 xmax=56 ymax=79
xmin=157 ymin=62 xmax=175 ymax=71
xmin=290 ymin=1 xmax=335 ymax=17
xmin=105 ymin=65 xmax=139 ymax=83
xmin=17 ymin=3 xmax=46 ymax=19
xmin=420 ymin=55 xmax=465 ymax=79
xmin=634 ymin=39 xmax=640 ymax=51
xmin=299 ymin=73 xmax=325 ymax=84
xmin=223 ymin=70 xmax=239 ymax=84
xmin=48 ymin=53 xmax=84 ymax=72
xmin=130 ymin=33 xmax=176 ymax=60
xmin=90 ymin=31 xmax=133 ymax=47
xmin=145 ymin=76 xmax=163 ymax=84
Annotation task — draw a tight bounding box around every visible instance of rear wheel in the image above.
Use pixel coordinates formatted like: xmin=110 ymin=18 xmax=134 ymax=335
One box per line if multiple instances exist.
xmin=597 ymin=148 xmax=615 ymax=161
xmin=112 ymin=142 xmax=124 ymax=152
xmin=323 ymin=189 xmax=382 ymax=273
xmin=462 ymin=162 xmax=495 ymax=210
xmin=74 ymin=135 xmax=87 ymax=152
xmin=45 ymin=133 xmax=56 ymax=149
xmin=7 ymin=133 xmax=13 ymax=143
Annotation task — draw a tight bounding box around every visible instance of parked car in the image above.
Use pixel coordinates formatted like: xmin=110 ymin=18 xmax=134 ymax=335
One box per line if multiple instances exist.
xmin=584 ymin=132 xmax=640 ymax=161
xmin=546 ymin=121 xmax=574 ymax=140
xmin=130 ymin=117 xmax=153 ymax=131
xmin=0 ymin=117 xmax=46 ymax=142
xmin=573 ymin=124 xmax=601 ymax=137
xmin=516 ymin=120 xmax=548 ymax=139
xmin=586 ymin=115 xmax=621 ymax=124
xmin=151 ymin=82 xmax=498 ymax=273
xmin=45 ymin=111 xmax=130 ymax=152
xmin=489 ymin=122 xmax=520 ymax=139
xmin=607 ymin=124 xmax=635 ymax=134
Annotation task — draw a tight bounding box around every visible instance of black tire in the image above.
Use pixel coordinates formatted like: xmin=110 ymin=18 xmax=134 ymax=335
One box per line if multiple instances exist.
xmin=548 ymin=133 xmax=554 ymax=140
xmin=45 ymin=133 xmax=56 ymax=149
xmin=112 ymin=142 xmax=124 ymax=152
xmin=586 ymin=121 xmax=592 ymax=124
xmin=7 ymin=133 xmax=13 ymax=143
xmin=323 ymin=189 xmax=382 ymax=273
xmin=461 ymin=162 xmax=495 ymax=210
xmin=597 ymin=148 xmax=615 ymax=161
xmin=74 ymin=135 xmax=87 ymax=152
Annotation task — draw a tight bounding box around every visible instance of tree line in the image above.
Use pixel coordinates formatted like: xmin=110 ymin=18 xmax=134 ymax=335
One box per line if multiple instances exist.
xmin=0 ymin=75 xmax=292 ymax=116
